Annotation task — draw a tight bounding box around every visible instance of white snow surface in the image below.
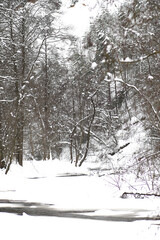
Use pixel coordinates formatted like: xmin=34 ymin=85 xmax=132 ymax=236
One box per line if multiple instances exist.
xmin=0 ymin=159 xmax=160 ymax=240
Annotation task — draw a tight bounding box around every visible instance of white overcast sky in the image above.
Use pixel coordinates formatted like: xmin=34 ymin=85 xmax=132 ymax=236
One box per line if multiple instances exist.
xmin=60 ymin=0 xmax=125 ymax=38
xmin=60 ymin=0 xmax=100 ymax=37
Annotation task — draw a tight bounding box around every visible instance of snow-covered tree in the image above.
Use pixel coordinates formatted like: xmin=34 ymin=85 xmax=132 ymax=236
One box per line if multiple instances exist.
xmin=0 ymin=0 xmax=62 ymax=170
xmin=82 ymin=0 xmax=160 ymax=189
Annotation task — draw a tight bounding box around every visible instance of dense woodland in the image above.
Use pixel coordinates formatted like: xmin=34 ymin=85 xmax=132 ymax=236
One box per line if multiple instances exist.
xmin=0 ymin=0 xmax=160 ymax=189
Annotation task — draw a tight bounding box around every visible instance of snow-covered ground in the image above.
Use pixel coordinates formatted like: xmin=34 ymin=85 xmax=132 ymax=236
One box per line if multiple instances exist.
xmin=0 ymin=159 xmax=160 ymax=240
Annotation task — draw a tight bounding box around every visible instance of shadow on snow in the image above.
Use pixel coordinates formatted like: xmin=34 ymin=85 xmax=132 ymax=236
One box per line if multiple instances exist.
xmin=0 ymin=199 xmax=160 ymax=222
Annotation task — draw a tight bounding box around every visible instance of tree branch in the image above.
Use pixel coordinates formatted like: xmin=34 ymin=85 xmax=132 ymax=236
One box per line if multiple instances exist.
xmin=110 ymin=77 xmax=160 ymax=123
xmin=120 ymin=50 xmax=160 ymax=64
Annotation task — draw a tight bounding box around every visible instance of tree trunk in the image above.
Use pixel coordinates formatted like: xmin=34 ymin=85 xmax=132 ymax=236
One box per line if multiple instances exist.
xmin=16 ymin=108 xmax=24 ymax=166
xmin=79 ymin=96 xmax=96 ymax=167
xmin=15 ymin=16 xmax=26 ymax=166
xmin=108 ymin=81 xmax=112 ymax=119
xmin=9 ymin=9 xmax=24 ymax=166
xmin=0 ymin=104 xmax=4 ymax=169
xmin=43 ymin=36 xmax=50 ymax=160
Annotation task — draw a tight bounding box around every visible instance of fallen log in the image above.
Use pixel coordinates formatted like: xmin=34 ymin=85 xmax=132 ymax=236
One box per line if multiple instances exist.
xmin=121 ymin=192 xmax=160 ymax=199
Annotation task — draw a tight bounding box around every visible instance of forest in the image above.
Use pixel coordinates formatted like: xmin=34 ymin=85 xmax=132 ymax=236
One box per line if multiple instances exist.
xmin=0 ymin=0 xmax=159 ymax=191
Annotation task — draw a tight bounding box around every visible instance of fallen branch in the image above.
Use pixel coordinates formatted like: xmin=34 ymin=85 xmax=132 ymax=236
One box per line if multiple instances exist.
xmin=121 ymin=192 xmax=160 ymax=199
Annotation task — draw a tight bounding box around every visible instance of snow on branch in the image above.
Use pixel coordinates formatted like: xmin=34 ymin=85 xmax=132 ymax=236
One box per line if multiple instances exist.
xmin=120 ymin=50 xmax=160 ymax=64
xmin=0 ymin=98 xmax=17 ymax=103
xmin=0 ymin=76 xmax=15 ymax=82
xmin=113 ymin=77 xmax=160 ymax=123
xmin=25 ymin=38 xmax=45 ymax=82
